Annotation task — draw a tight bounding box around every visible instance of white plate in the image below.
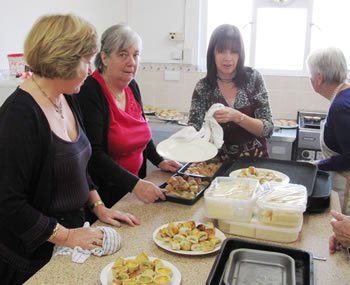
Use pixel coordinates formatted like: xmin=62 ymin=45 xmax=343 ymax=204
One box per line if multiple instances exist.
xmin=156 ymin=138 xmax=218 ymax=163
xmin=100 ymin=256 xmax=181 ymax=285
xmin=144 ymin=110 xmax=155 ymax=115
xmin=229 ymin=168 xmax=290 ymax=184
xmin=153 ymin=222 xmax=226 ymax=256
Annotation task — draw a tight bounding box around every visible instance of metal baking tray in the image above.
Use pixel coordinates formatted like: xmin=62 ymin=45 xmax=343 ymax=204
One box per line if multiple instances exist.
xmin=306 ymin=170 xmax=331 ymax=213
xmin=178 ymin=160 xmax=232 ymax=180
xmin=223 ymin=157 xmax=317 ymax=197
xmin=206 ymin=238 xmax=314 ymax=285
xmin=223 ymin=248 xmax=296 ymax=285
xmin=159 ymin=173 xmax=211 ymax=205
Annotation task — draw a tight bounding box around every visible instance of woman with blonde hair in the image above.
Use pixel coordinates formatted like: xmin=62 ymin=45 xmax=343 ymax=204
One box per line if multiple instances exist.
xmin=0 ymin=14 xmax=138 ymax=284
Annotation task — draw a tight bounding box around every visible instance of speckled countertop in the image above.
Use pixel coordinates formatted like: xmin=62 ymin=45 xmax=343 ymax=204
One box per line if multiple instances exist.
xmin=25 ymin=170 xmax=348 ymax=285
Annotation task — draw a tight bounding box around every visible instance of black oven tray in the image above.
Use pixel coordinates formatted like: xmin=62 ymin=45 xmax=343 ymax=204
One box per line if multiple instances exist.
xmin=159 ymin=173 xmax=211 ymax=205
xmin=306 ymin=170 xmax=331 ymax=213
xmin=178 ymin=160 xmax=232 ymax=180
xmin=223 ymin=157 xmax=317 ymax=197
xmin=206 ymin=238 xmax=314 ymax=285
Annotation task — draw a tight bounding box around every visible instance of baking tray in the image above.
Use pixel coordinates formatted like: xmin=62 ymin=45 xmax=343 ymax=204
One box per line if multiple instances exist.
xmin=206 ymin=238 xmax=314 ymax=285
xmin=159 ymin=173 xmax=211 ymax=205
xmin=306 ymin=170 xmax=331 ymax=213
xmin=223 ymin=157 xmax=317 ymax=197
xmin=178 ymin=160 xmax=232 ymax=180
xmin=223 ymin=248 xmax=295 ymax=285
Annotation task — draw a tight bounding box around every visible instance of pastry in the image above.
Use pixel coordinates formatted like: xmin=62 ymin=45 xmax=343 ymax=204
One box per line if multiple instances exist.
xmin=125 ymin=259 xmax=139 ymax=273
xmin=180 ymin=239 xmax=192 ymax=251
xmin=153 ymin=274 xmax=171 ymax=285
xmin=156 ymin=266 xmax=173 ymax=277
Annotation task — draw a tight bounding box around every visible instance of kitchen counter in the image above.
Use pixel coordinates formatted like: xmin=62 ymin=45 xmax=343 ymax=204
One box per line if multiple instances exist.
xmin=25 ymin=170 xmax=348 ymax=285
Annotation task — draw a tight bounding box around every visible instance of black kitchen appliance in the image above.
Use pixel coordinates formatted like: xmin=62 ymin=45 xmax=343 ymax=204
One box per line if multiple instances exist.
xmin=296 ymin=110 xmax=327 ymax=161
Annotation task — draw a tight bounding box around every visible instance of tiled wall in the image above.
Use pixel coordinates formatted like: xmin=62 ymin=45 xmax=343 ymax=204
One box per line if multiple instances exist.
xmin=135 ymin=64 xmax=330 ymax=120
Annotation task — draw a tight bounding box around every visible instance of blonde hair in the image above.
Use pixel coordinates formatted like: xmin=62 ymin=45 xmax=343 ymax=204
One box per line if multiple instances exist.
xmin=24 ymin=14 xmax=98 ymax=80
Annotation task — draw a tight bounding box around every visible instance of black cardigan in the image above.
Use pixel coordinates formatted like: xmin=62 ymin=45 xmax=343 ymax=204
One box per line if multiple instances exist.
xmin=76 ymin=76 xmax=163 ymax=194
xmin=0 ymin=88 xmax=95 ymax=273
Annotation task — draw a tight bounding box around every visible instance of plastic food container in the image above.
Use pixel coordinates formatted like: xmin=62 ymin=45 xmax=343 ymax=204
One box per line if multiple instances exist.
xmin=7 ymin=53 xmax=25 ymax=75
xmin=204 ymin=177 xmax=260 ymax=221
xmin=256 ymin=183 xmax=307 ymax=227
xmin=218 ymin=215 xmax=303 ymax=243
xmin=223 ymin=248 xmax=296 ymax=285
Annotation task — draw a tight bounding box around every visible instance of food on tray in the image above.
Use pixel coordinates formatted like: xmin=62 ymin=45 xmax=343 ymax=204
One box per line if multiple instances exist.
xmin=155 ymin=221 xmax=222 ymax=252
xmin=156 ymin=108 xmax=183 ymax=120
xmin=164 ymin=175 xmax=209 ymax=199
xmin=235 ymin=166 xmax=284 ymax=184
xmin=144 ymin=105 xmax=156 ymax=112
xmin=110 ymin=252 xmax=172 ymax=285
xmin=274 ymin=119 xmax=297 ymax=127
xmin=183 ymin=161 xmax=222 ymax=177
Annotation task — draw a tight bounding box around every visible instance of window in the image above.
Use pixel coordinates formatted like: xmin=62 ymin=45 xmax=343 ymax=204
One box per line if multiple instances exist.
xmin=205 ymin=0 xmax=349 ymax=75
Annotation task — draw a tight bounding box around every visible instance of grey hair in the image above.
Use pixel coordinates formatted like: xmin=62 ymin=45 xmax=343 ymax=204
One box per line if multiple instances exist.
xmin=307 ymin=47 xmax=348 ymax=83
xmin=94 ymin=23 xmax=142 ymax=72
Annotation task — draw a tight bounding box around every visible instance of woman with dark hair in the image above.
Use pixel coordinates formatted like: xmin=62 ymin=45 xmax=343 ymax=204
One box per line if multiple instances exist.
xmin=188 ymin=24 xmax=274 ymax=161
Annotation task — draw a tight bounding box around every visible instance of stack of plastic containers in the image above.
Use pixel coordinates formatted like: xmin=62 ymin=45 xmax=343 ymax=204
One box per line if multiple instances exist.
xmin=204 ymin=177 xmax=307 ymax=243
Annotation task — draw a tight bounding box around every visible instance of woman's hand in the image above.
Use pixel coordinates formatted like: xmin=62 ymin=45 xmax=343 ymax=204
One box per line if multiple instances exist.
xmin=132 ymin=179 xmax=166 ymax=203
xmin=59 ymin=226 xmax=104 ymax=250
xmin=158 ymin=160 xmax=182 ymax=173
xmin=213 ymin=107 xmax=239 ymax=123
xmin=94 ymin=206 xmax=140 ymax=227
xmin=329 ymin=210 xmax=350 ymax=252
xmin=329 ymin=233 xmax=342 ymax=254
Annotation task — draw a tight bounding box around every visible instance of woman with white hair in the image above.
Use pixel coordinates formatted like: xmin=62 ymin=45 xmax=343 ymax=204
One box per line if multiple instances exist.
xmin=76 ymin=24 xmax=181 ymax=216
xmin=307 ymin=47 xmax=350 ymax=253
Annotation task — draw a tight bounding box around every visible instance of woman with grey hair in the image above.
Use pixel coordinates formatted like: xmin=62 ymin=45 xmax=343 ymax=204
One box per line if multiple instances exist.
xmin=307 ymin=47 xmax=350 ymax=252
xmin=76 ymin=24 xmax=180 ymax=217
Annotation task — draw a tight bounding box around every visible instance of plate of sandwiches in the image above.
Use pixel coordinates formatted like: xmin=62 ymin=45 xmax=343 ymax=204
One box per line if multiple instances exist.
xmin=100 ymin=251 xmax=181 ymax=285
xmin=153 ymin=220 xmax=225 ymax=255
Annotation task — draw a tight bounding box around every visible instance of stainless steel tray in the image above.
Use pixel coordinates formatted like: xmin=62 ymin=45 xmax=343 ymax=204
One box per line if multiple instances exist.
xmin=224 ymin=248 xmax=296 ymax=285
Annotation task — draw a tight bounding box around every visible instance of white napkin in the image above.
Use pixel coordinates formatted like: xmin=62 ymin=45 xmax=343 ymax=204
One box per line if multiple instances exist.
xmin=52 ymin=222 xmax=122 ymax=263
xmin=170 ymin=103 xmax=225 ymax=148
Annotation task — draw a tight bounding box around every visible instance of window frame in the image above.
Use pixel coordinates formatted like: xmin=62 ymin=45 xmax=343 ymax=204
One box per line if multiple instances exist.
xmin=202 ymin=0 xmax=314 ymax=77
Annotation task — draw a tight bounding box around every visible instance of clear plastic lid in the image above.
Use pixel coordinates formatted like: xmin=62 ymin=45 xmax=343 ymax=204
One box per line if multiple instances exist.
xmin=205 ymin=177 xmax=260 ymax=200
xmin=256 ymin=182 xmax=307 ymax=211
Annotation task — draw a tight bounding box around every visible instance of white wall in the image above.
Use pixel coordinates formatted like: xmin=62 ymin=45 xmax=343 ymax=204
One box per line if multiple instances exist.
xmin=0 ymin=0 xmax=128 ymax=70
xmin=0 ymin=0 xmax=329 ymax=118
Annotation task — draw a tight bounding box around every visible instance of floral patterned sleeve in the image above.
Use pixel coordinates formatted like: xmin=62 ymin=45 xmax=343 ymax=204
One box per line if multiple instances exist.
xmin=249 ymin=70 xmax=274 ymax=138
xmin=188 ymin=79 xmax=210 ymax=131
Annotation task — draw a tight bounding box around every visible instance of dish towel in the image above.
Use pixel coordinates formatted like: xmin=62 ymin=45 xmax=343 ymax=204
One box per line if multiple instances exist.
xmin=170 ymin=103 xmax=225 ymax=148
xmin=52 ymin=222 xmax=122 ymax=263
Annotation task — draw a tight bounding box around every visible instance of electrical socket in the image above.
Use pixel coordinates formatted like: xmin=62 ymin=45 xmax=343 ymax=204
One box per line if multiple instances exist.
xmin=168 ymin=32 xmax=184 ymax=41
xmin=168 ymin=32 xmax=176 ymax=40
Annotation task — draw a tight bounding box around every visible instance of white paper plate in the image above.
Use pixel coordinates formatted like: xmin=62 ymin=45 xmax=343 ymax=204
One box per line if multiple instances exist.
xmin=229 ymin=168 xmax=290 ymax=184
xmin=156 ymin=138 xmax=218 ymax=163
xmin=153 ymin=222 xmax=226 ymax=256
xmin=100 ymin=256 xmax=181 ymax=285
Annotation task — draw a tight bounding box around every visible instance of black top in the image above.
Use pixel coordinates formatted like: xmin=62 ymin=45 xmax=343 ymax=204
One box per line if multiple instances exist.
xmin=50 ymin=122 xmax=91 ymax=214
xmin=76 ymin=75 xmax=164 ymax=194
xmin=0 ymin=88 xmax=95 ymax=273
